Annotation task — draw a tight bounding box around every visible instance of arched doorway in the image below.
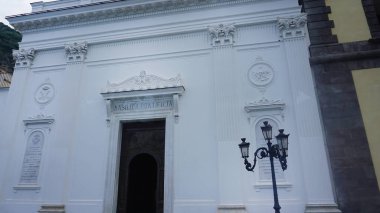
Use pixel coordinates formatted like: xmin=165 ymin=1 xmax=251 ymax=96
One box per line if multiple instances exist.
xmin=117 ymin=120 xmax=165 ymax=213
xmin=126 ymin=154 xmax=157 ymax=213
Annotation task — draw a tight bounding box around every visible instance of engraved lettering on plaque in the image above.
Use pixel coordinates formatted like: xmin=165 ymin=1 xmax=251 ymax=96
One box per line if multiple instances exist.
xmin=19 ymin=131 xmax=44 ymax=184
xmin=112 ymin=97 xmax=174 ymax=113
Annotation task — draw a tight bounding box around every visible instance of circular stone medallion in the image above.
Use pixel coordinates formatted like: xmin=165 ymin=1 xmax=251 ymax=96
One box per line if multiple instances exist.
xmin=34 ymin=83 xmax=55 ymax=105
xmin=248 ymin=63 xmax=274 ymax=87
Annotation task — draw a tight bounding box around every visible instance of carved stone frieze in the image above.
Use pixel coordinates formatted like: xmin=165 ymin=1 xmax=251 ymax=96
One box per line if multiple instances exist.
xmin=9 ymin=0 xmax=253 ymax=32
xmin=209 ymin=24 xmax=236 ymax=46
xmin=245 ymin=97 xmax=284 ymax=112
xmin=103 ymin=71 xmax=183 ymax=93
xmin=244 ymin=97 xmax=285 ymax=121
xmin=64 ymin=42 xmax=88 ymax=63
xmin=12 ymin=48 xmax=35 ymax=68
xmin=278 ymin=14 xmax=307 ymax=39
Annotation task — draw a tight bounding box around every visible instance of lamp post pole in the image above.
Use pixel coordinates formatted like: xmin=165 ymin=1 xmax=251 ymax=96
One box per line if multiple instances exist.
xmin=269 ymin=139 xmax=281 ymax=213
xmin=238 ymin=121 xmax=289 ymax=213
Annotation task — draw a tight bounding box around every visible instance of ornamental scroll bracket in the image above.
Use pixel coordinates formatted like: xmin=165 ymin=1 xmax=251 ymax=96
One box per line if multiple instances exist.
xmin=13 ymin=48 xmax=35 ymax=68
xmin=101 ymin=71 xmax=185 ymax=125
xmin=277 ymin=14 xmax=307 ymax=39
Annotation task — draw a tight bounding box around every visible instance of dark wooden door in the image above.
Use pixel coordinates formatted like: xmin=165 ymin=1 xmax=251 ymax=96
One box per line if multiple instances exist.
xmin=117 ymin=120 xmax=165 ymax=213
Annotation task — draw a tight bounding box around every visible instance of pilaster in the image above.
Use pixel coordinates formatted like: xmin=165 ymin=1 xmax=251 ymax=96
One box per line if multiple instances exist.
xmin=278 ymin=14 xmax=341 ymax=213
xmin=209 ymin=24 xmax=246 ymax=212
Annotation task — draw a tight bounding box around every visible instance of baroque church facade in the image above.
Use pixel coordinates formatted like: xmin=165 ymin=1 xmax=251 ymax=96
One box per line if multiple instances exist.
xmin=1 ymin=0 xmax=343 ymax=212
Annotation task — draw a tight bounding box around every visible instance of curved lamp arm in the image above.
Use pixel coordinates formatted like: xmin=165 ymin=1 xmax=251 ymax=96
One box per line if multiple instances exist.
xmin=244 ymin=147 xmax=269 ymax=172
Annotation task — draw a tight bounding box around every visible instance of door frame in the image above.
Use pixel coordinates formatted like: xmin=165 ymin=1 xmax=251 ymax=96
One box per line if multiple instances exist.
xmin=103 ymin=110 xmax=175 ymax=213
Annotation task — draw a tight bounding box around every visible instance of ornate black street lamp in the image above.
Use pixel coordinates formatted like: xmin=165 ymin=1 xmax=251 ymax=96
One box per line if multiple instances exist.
xmin=238 ymin=121 xmax=289 ymax=213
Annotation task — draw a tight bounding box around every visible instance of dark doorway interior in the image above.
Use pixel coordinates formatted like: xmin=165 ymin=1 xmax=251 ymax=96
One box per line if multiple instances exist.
xmin=126 ymin=154 xmax=157 ymax=213
xmin=117 ymin=120 xmax=165 ymax=213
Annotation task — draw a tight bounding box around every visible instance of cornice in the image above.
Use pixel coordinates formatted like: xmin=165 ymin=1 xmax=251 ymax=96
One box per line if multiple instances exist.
xmin=101 ymin=70 xmax=184 ymax=94
xmin=7 ymin=0 xmax=260 ymax=32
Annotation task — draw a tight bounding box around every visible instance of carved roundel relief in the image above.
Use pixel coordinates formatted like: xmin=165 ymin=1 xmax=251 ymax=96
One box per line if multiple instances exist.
xmin=34 ymin=83 xmax=55 ymax=105
xmin=248 ymin=62 xmax=274 ymax=87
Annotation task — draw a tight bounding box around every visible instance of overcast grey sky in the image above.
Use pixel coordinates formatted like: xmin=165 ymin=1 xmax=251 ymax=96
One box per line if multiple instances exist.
xmin=0 ymin=0 xmax=55 ymax=27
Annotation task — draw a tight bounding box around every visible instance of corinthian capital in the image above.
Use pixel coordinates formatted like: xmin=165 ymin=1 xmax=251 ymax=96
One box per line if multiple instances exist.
xmin=13 ymin=48 xmax=35 ymax=68
xmin=277 ymin=14 xmax=307 ymax=39
xmin=208 ymin=23 xmax=236 ymax=46
xmin=64 ymin=42 xmax=88 ymax=63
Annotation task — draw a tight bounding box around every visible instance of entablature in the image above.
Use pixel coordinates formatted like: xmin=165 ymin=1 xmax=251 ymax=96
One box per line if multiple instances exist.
xmin=7 ymin=0 xmax=299 ymax=33
xmin=100 ymin=71 xmax=185 ymax=124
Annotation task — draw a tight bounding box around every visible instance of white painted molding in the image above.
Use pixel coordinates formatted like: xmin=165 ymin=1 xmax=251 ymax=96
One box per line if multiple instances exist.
xmin=278 ymin=14 xmax=307 ymax=39
xmin=8 ymin=0 xmax=258 ymax=32
xmin=38 ymin=204 xmax=65 ymax=213
xmin=218 ymin=205 xmax=246 ymax=213
xmin=64 ymin=42 xmax=88 ymax=63
xmin=23 ymin=114 xmax=55 ymax=129
xmin=105 ymin=99 xmax=111 ymax=126
xmin=305 ymin=204 xmax=341 ymax=213
xmin=244 ymin=97 xmax=285 ymax=122
xmin=13 ymin=184 xmax=41 ymax=191
xmin=101 ymin=71 xmax=185 ymax=122
xmin=102 ymin=71 xmax=184 ymax=94
xmin=12 ymin=48 xmax=35 ymax=68
xmin=254 ymin=181 xmax=292 ymax=191
xmin=103 ymin=112 xmax=175 ymax=213
xmin=208 ymin=23 xmax=236 ymax=46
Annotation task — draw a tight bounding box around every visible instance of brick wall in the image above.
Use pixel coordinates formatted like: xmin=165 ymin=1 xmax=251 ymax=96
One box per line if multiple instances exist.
xmin=301 ymin=0 xmax=380 ymax=212
xmin=362 ymin=0 xmax=380 ymax=38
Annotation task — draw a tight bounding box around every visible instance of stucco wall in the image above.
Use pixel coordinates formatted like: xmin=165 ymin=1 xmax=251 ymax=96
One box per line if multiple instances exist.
xmin=326 ymin=0 xmax=371 ymax=42
xmin=352 ymin=68 xmax=380 ymax=190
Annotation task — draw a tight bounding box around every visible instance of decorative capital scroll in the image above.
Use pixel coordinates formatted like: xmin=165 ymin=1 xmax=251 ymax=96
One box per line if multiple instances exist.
xmin=64 ymin=42 xmax=88 ymax=63
xmin=13 ymin=48 xmax=35 ymax=68
xmin=208 ymin=24 xmax=236 ymax=46
xmin=103 ymin=71 xmax=184 ymax=93
xmin=277 ymin=14 xmax=307 ymax=39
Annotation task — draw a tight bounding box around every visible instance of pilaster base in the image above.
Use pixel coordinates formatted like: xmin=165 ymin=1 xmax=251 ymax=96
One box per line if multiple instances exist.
xmin=38 ymin=204 xmax=65 ymax=213
xmin=218 ymin=205 xmax=246 ymax=213
xmin=305 ymin=204 xmax=341 ymax=213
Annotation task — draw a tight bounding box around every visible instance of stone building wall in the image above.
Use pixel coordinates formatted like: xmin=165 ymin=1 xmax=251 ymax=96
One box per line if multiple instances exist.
xmin=301 ymin=0 xmax=380 ymax=212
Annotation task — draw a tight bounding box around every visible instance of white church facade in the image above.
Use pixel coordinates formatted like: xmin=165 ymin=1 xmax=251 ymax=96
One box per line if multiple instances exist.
xmin=1 ymin=0 xmax=341 ymax=212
